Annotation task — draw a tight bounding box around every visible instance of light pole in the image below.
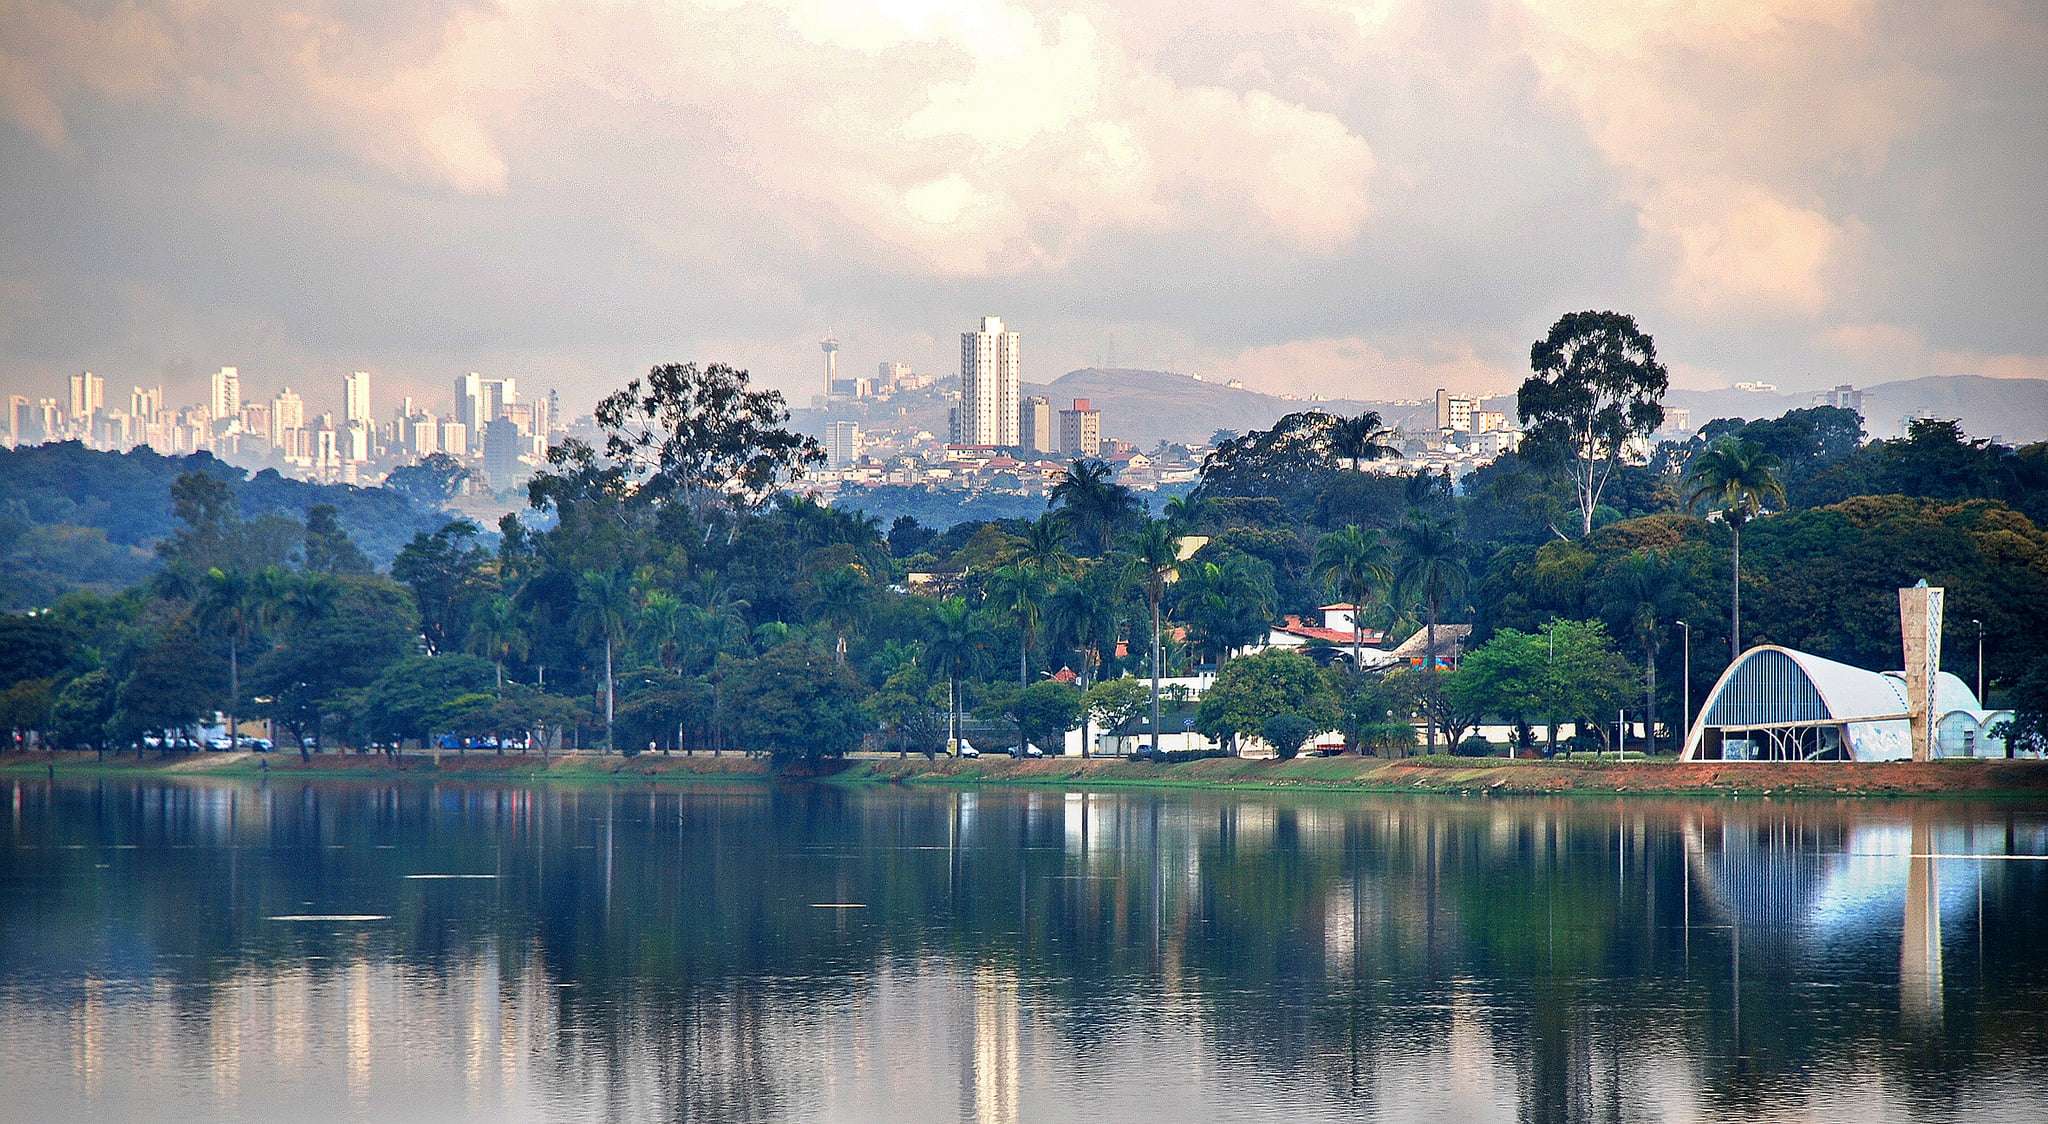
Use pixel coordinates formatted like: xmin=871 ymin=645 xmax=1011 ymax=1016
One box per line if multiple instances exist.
xmin=1974 ymin=619 xmax=1985 ymax=702
xmin=1677 ymin=620 xmax=1692 ymax=755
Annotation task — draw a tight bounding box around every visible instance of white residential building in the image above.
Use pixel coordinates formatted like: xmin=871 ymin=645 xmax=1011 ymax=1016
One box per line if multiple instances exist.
xmin=959 ymin=316 xmax=1019 ymax=447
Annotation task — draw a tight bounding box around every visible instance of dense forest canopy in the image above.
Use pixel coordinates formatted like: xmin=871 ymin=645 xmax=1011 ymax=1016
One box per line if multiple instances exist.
xmin=0 ymin=441 xmax=447 ymax=610
xmin=7 ymin=336 xmax=2048 ymax=761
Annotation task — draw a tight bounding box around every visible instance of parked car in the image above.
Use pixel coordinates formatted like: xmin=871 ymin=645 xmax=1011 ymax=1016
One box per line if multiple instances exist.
xmin=1128 ymin=743 xmax=1160 ymax=761
xmin=206 ymin=735 xmax=234 ymax=751
xmin=953 ymin=740 xmax=981 ymax=758
xmin=1005 ymin=743 xmax=1046 ymax=758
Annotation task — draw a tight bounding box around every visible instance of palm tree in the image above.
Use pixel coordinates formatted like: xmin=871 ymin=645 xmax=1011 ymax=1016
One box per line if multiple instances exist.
xmin=1050 ymin=458 xmax=1140 ymax=556
xmin=1018 ymin=517 xmax=1079 ymax=579
xmin=1330 ymin=412 xmax=1398 ymax=471
xmin=574 ymin=569 xmax=635 ymax=753
xmin=1311 ymin=525 xmax=1395 ymax=676
xmin=196 ymin=568 xmax=260 ymax=749
xmin=925 ymin=597 xmax=988 ymax=753
xmin=1120 ymin=519 xmax=1182 ymax=755
xmin=1161 ymin=493 xmax=1207 ymax=536
xmin=469 ymin=595 xmax=529 ymax=688
xmin=1606 ymin=549 xmax=1683 ymax=753
xmin=1392 ymin=513 xmax=1468 ymax=751
xmin=1044 ymin=576 xmax=1116 ymax=688
xmin=1176 ymin=556 xmax=1277 ymax=667
xmin=987 ymin=563 xmax=1051 ymax=688
xmin=1685 ymin=436 xmax=1785 ymax=661
xmin=809 ymin=565 xmax=871 ymax=664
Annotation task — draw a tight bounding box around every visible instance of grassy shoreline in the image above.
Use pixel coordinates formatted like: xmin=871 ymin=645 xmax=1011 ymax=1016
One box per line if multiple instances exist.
xmin=6 ymin=750 xmax=2048 ymax=799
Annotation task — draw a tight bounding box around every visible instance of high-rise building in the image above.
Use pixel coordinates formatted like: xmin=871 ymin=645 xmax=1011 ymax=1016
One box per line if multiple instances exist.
xmin=826 ymin=421 xmax=862 ymax=468
xmin=270 ymin=388 xmax=305 ymax=451
xmin=408 ymin=415 xmax=440 ymax=457
xmin=1058 ymin=398 xmax=1101 ymax=458
xmin=343 ymin=421 xmax=372 ymax=463
xmin=960 ymin=316 xmax=1019 ymax=447
xmin=210 ymin=367 xmax=242 ymax=427
xmin=70 ymin=372 xmax=104 ymax=420
xmin=1019 ymin=395 xmax=1053 ymax=455
xmin=1435 ymin=389 xmax=1476 ymax=433
xmin=1817 ymin=384 xmax=1864 ymax=416
xmin=7 ymin=395 xmax=30 ymax=445
xmin=482 ymin=418 xmax=525 ymax=486
xmin=455 ymin=373 xmax=515 ymax=430
xmin=821 ymin=334 xmax=840 ymax=396
xmin=439 ymin=419 xmax=469 ymax=457
xmin=879 ymin=361 xmax=912 ymax=385
xmin=344 ymin=371 xmax=372 ymax=427
xmin=130 ymin=385 xmax=162 ymax=421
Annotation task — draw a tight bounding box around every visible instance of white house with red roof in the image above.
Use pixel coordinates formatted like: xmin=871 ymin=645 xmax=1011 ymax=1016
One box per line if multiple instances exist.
xmin=1257 ymin=604 xmax=1386 ymax=664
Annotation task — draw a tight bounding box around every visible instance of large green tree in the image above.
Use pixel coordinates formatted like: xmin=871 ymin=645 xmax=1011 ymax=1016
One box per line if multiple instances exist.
xmin=1195 ymin=649 xmax=1339 ymax=753
xmin=719 ymin=642 xmax=869 ymax=764
xmin=593 ymin=361 xmax=823 ymax=511
xmin=1517 ymin=311 xmax=1669 ymax=537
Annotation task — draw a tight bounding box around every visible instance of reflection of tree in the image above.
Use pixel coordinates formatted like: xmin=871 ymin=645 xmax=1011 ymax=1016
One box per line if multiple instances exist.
xmin=9 ymin=782 xmax=2048 ymax=1120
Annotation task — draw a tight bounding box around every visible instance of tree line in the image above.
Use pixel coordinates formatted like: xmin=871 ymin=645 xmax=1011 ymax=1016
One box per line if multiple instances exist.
xmin=5 ymin=320 xmax=2048 ymax=760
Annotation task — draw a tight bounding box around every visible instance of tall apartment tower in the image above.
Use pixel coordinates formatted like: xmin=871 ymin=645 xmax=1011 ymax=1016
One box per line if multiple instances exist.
xmin=1435 ymin=389 xmax=1476 ymax=433
xmin=1019 ymin=395 xmax=1053 ymax=455
xmin=455 ymin=373 xmax=513 ymax=432
xmin=826 ymin=420 xmax=862 ymax=468
xmin=130 ymin=385 xmax=162 ymax=421
xmin=1058 ymin=398 xmax=1101 ymax=458
xmin=270 ymin=388 xmax=305 ymax=449
xmin=70 ymin=373 xmax=104 ymax=420
xmin=959 ymin=316 xmax=1019 ymax=447
xmin=210 ymin=367 xmax=242 ymax=426
xmin=344 ymin=371 xmax=372 ymax=427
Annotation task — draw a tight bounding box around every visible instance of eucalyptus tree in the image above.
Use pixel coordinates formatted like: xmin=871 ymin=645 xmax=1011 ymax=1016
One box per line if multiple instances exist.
xmin=1392 ymin=514 xmax=1468 ymax=750
xmin=1685 ymin=436 xmax=1785 ymax=661
xmin=1517 ymin=311 xmax=1669 ymax=536
xmin=592 ymin=361 xmax=824 ymax=514
xmin=1120 ymin=519 xmax=1182 ymax=754
xmin=1310 ymin=525 xmax=1394 ymax=676
xmin=574 ymin=570 xmax=636 ymax=752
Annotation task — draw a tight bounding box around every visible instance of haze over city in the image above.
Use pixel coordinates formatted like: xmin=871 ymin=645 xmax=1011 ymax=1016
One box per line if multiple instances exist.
xmin=3 ymin=0 xmax=2045 ymax=419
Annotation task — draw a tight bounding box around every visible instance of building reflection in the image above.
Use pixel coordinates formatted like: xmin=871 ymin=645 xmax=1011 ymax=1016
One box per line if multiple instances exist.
xmin=6 ymin=779 xmax=2048 ymax=1123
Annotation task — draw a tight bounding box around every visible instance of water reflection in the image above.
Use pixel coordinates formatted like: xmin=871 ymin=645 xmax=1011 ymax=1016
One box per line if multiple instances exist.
xmin=3 ymin=779 xmax=2048 ymax=1122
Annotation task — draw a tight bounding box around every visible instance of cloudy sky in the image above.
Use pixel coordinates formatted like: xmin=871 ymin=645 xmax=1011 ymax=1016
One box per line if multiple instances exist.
xmin=2 ymin=0 xmax=2044 ymax=419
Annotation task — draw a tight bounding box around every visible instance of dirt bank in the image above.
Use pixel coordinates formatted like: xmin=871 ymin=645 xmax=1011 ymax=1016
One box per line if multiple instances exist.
xmin=847 ymin=753 xmax=2048 ymax=798
xmin=7 ymin=750 xmax=2046 ymax=798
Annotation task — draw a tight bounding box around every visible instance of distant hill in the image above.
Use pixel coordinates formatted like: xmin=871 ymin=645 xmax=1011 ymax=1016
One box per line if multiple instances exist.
xmin=1024 ymin=368 xmax=1453 ymax=448
xmin=1669 ymin=374 xmax=2048 ymax=443
xmin=0 ymin=442 xmax=448 ymax=610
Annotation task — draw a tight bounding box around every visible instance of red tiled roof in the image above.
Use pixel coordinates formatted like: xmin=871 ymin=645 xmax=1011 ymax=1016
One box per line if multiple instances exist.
xmin=1274 ymin=615 xmax=1384 ymax=646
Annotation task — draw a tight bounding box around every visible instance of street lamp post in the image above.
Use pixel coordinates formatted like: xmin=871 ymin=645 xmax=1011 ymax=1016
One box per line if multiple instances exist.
xmin=1974 ymin=619 xmax=1985 ymax=702
xmin=1677 ymin=620 xmax=1692 ymax=755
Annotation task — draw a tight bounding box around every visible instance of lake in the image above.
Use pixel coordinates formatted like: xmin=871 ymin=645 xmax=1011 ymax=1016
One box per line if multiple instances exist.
xmin=4 ymin=777 xmax=2047 ymax=1122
